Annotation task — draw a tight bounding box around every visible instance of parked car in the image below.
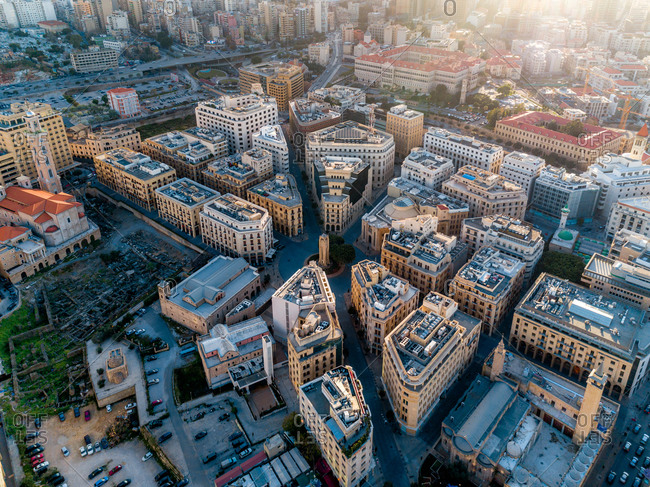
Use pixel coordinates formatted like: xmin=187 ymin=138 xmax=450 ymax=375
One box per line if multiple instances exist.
xmin=116 ymin=480 xmax=132 ymax=487
xmin=58 ymin=412 xmax=65 ymax=422
xmin=238 ymin=448 xmax=252 ymax=459
xmin=152 ymin=399 xmax=163 ymax=406
xmin=218 ymin=413 xmax=230 ymax=421
xmin=146 ymin=369 xmax=159 ymax=376
xmin=34 ymin=418 xmax=41 ymax=429
xmin=94 ymin=476 xmax=109 ymax=487
xmin=158 ymin=432 xmax=172 ymax=443
xmin=644 ymin=456 xmax=650 ymax=468
xmin=30 ymin=446 xmax=44 ymax=456
xmin=155 ymin=470 xmax=169 ymax=482
xmin=148 ymin=379 xmax=160 ymax=386
xmin=94 ymin=441 xmax=101 ymax=453
xmin=79 ymin=446 xmax=87 ymax=457
xmin=203 ymin=452 xmax=217 ymax=464
xmin=30 ymin=453 xmax=44 ymax=463
xmin=125 ymin=403 xmax=137 ymax=411
xmin=108 ymin=464 xmax=122 ymax=476
xmin=145 ymin=355 xmax=157 ymax=362
xmin=106 ymin=404 xmax=112 ymax=412
xmin=73 ymin=407 xmax=80 ymax=418
xmin=625 ymin=442 xmax=632 ymax=452
xmin=25 ymin=443 xmax=42 ymax=455
xmin=228 ymin=432 xmax=243 ymax=441
xmin=47 ymin=473 xmax=62 ymax=485
xmin=633 ymin=477 xmax=642 ymax=487
xmin=100 ymin=438 xmax=109 ymax=450
xmin=142 ymin=452 xmax=153 ymax=462
xmin=84 ymin=411 xmax=90 ymax=421
xmin=175 ymin=478 xmax=189 ymax=487
xmin=194 ymin=430 xmax=207 ymax=440
xmin=643 ymin=434 xmax=649 ymax=445
xmin=84 ymin=435 xmax=92 ymax=445
xmin=89 ymin=467 xmax=104 ymax=479
xmin=621 ymin=472 xmax=630 ymax=484
xmin=634 ymin=424 xmax=642 ymax=434
xmin=25 ymin=431 xmax=39 ymax=441
xmin=637 ymin=446 xmax=645 ymax=457
xmin=33 ymin=461 xmax=49 ymax=473
xmin=630 ymin=457 xmax=639 ymax=468
xmin=149 ymin=419 xmax=163 ymax=429
xmin=61 ymin=447 xmax=69 ymax=457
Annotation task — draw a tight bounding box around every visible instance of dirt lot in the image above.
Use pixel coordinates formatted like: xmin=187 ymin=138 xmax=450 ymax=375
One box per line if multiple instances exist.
xmin=42 ymin=398 xmax=162 ymax=486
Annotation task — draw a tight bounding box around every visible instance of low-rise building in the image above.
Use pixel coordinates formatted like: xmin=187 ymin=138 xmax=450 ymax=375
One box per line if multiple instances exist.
xmin=308 ymin=85 xmax=366 ymax=110
xmin=201 ymin=149 xmax=273 ymax=199
xmin=94 ymin=148 xmax=176 ymax=211
xmin=386 ymin=105 xmax=424 ymax=159
xmin=308 ymin=42 xmax=330 ymax=65
xmin=424 ymin=127 xmax=503 ymax=173
xmin=252 ymin=125 xmax=289 ymax=174
xmin=199 ymin=193 xmax=273 ymax=265
xmin=107 ymin=87 xmax=141 ymax=118
xmin=460 ymin=215 xmax=543 ymax=285
xmin=299 ymin=366 xmax=373 ymax=487
xmin=68 ymin=125 xmax=141 ymax=160
xmin=400 ymin=147 xmax=454 ymax=191
xmin=288 ymin=302 xmax=343 ymax=391
xmin=351 ymin=260 xmax=419 ymax=354
xmin=158 ymin=255 xmax=261 ymax=334
xmin=498 ymin=151 xmax=545 ymax=201
xmin=289 ymin=98 xmax=342 ymax=135
xmin=442 ymin=166 xmax=527 ymax=220
xmin=155 ymin=178 xmax=219 ymax=237
xmin=142 ymin=127 xmax=229 ymax=184
xmin=272 ymin=262 xmax=335 ymax=342
xmin=510 ymin=273 xmax=650 ymax=398
xmin=451 ymin=246 xmax=525 ymax=335
xmin=247 ymin=174 xmax=303 ymax=237
xmin=70 ymin=47 xmax=119 ymax=73
xmin=383 ymin=292 xmax=481 ymax=435
xmin=606 ymin=196 xmax=650 ymax=239
xmin=310 ymin=156 xmax=372 ymax=234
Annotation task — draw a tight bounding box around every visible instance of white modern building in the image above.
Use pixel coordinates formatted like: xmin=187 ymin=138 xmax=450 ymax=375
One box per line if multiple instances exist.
xmin=499 ymin=151 xmax=546 ymax=201
xmin=423 ymin=128 xmax=504 ymax=173
xmin=400 ymin=147 xmax=454 ymax=192
xmin=308 ymin=42 xmax=330 ymax=66
xmin=606 ymin=196 xmax=650 ymax=239
xmin=0 ymin=0 xmax=55 ymax=27
xmin=308 ymin=85 xmax=366 ymax=110
xmin=252 ymin=124 xmax=289 ymax=174
xmin=196 ymin=93 xmax=278 ymax=153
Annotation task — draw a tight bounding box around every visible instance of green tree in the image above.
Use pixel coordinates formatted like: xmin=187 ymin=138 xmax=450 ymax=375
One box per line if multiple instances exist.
xmin=535 ymin=251 xmax=585 ymax=284
xmin=156 ymin=31 xmax=173 ymax=49
xmin=251 ymin=55 xmax=262 ymax=64
xmin=282 ymin=412 xmax=301 ymax=437
xmin=68 ymin=34 xmax=83 ymax=49
xmin=497 ymin=83 xmax=514 ymax=97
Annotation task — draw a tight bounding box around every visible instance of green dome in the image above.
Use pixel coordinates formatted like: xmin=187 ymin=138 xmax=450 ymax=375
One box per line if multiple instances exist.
xmin=558 ymin=230 xmax=574 ymax=241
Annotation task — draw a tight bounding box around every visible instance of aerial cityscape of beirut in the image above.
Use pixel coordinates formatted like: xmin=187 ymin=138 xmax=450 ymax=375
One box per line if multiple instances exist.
xmin=0 ymin=0 xmax=649 ymax=485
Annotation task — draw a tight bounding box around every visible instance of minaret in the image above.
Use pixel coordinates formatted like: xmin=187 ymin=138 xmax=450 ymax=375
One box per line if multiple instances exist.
xmin=24 ymin=112 xmax=63 ymax=194
xmin=490 ymin=339 xmax=505 ymax=381
xmin=630 ymin=123 xmax=648 ymax=161
xmin=318 ymin=234 xmax=330 ymax=267
xmin=574 ymin=363 xmax=607 ymax=444
xmin=559 ymin=205 xmax=570 ymax=229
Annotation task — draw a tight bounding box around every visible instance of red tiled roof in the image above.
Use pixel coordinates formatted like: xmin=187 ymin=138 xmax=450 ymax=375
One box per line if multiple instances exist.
xmin=107 ymin=87 xmax=137 ymax=94
xmin=357 ymin=45 xmax=483 ymax=74
xmin=37 ymin=20 xmax=67 ymax=26
xmin=601 ymin=67 xmax=622 ymax=74
xmin=0 ymin=226 xmax=28 ymax=242
xmin=638 ymin=123 xmax=648 ymax=137
xmin=614 ymin=79 xmax=638 ymax=86
xmin=618 ymin=64 xmax=647 ymax=70
xmin=0 ymin=187 xmax=79 ymax=217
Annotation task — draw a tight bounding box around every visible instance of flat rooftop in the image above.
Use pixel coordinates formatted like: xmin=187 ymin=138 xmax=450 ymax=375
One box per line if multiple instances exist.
xmin=290 ymin=98 xmax=341 ymax=124
xmin=518 ymin=274 xmax=650 ymax=356
xmin=96 ymin=148 xmax=173 ymax=180
xmin=463 ymin=215 xmax=542 ymax=246
xmin=448 ymin=166 xmax=524 ymax=194
xmin=584 ymin=253 xmax=650 ymax=297
xmin=403 ymin=148 xmax=453 ymax=171
xmin=204 ymin=194 xmax=267 ymax=222
xmin=426 ymin=127 xmax=503 ymax=154
xmin=274 ymin=264 xmax=334 ymax=306
xmin=156 ymin=178 xmax=218 ymax=207
xmin=536 ymin=166 xmax=597 ymax=191
xmin=353 ymin=260 xmax=416 ymax=312
xmin=617 ymin=196 xmax=650 ymax=213
xmin=248 ymin=174 xmax=302 ymax=207
xmin=456 ymin=247 xmax=524 ymax=296
xmin=307 ymin=121 xmax=392 ymax=146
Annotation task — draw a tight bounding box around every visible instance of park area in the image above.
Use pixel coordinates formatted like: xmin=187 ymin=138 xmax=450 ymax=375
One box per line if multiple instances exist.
xmin=194 ymin=68 xmax=227 ymax=79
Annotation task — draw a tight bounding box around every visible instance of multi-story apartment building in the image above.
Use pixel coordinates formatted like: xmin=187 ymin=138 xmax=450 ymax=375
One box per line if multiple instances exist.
xmin=107 ymin=87 xmax=141 ymax=118
xmin=247 ymin=174 xmax=303 ymax=237
xmin=299 ymin=366 xmax=373 ymax=487
xmin=202 ymin=149 xmax=272 ymax=198
xmin=308 ymin=42 xmax=330 ymax=65
xmin=142 ymin=128 xmax=228 ymax=184
xmin=460 ymin=215 xmax=544 ymax=285
xmin=451 ymin=246 xmax=525 ymax=335
xmin=310 ymin=157 xmax=372 ymax=234
xmin=159 ymin=255 xmax=261 ymax=334
xmin=199 ymin=194 xmax=273 ymax=266
xmin=386 ymin=105 xmax=424 ymax=159
xmin=382 ymin=292 xmax=481 ymax=435
xmin=308 ymin=85 xmax=366 ymax=110
xmin=68 ymin=125 xmax=141 ymax=160
xmin=195 ymin=94 xmax=278 ymax=153
xmin=400 ymin=147 xmax=454 ymax=191
xmin=154 ymin=178 xmax=219 ymax=237
xmin=289 ymin=98 xmax=342 ymax=135
xmin=495 ymin=111 xmax=623 ymax=170
xmin=510 ymin=273 xmax=649 ymax=399
xmin=498 ymin=151 xmax=545 ymax=201
xmin=381 ymin=225 xmax=467 ymax=295
xmin=423 ymin=127 xmax=503 ymax=173
xmin=288 ymin=302 xmax=343 ymax=391
xmin=306 ymin=121 xmax=395 ymax=190
xmin=442 ymin=166 xmax=527 ymax=220
xmin=94 ymin=148 xmax=176 ymax=211
xmin=70 ymin=48 xmax=119 ymax=73
xmin=238 ymin=62 xmax=304 ymax=111
xmin=581 ymin=231 xmax=650 ymax=310
xmin=0 ymin=102 xmax=73 ymax=184
xmin=351 ymin=260 xmax=419 ymax=354
xmin=252 ymin=125 xmax=289 ymax=174
xmin=606 ymin=196 xmax=650 ymax=239
xmin=272 ymin=262 xmax=336 ymax=342
xmin=355 ymin=46 xmax=485 ymax=94
xmin=530 ymin=166 xmax=599 ymax=223
xmin=361 ymin=178 xmax=469 ymax=253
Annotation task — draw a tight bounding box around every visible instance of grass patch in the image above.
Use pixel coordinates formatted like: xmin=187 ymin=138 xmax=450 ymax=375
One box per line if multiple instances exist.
xmin=195 ymin=68 xmax=226 ymax=79
xmin=0 ymin=304 xmax=39 ymax=367
xmin=136 ymin=114 xmax=196 ymax=140
xmin=173 ymin=358 xmax=208 ymax=404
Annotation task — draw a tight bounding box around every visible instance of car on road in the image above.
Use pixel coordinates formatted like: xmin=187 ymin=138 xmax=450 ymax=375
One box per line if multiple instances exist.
xmin=116 ymin=481 xmax=131 ymax=487
xmin=89 ymin=467 xmax=104 ymax=479
xmin=94 ymin=476 xmax=109 ymax=487
xmin=148 ymin=379 xmax=160 ymax=385
xmin=634 ymin=424 xmax=642 ymax=434
xmin=85 ymin=410 xmax=91 ymax=421
xmin=152 ymin=399 xmax=163 ymax=406
xmin=608 ymin=471 xmax=617 ymax=484
xmin=109 ymin=464 xmax=123 ymax=476
xmin=238 ymin=448 xmax=252 ymax=459
xmin=125 ymin=403 xmax=137 ymax=411
xmin=625 ymin=442 xmax=632 ymax=452
xmin=142 ymin=452 xmax=153 ymax=462
xmin=158 ymin=432 xmax=172 ymax=443
xmin=146 ymin=369 xmax=159 ymax=376
xmin=61 ymin=447 xmax=69 ymax=457
xmin=621 ymin=472 xmax=629 ymax=484
xmin=194 ymin=430 xmax=207 ymax=440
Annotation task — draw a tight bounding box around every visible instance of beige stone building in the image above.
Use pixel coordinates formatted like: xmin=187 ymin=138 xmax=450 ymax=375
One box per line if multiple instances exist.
xmin=202 ymin=149 xmax=272 ymax=199
xmin=289 ymin=98 xmax=342 ymax=135
xmin=510 ymin=273 xmax=650 ymax=399
xmin=68 ymin=125 xmax=141 ymax=160
xmin=158 ymin=255 xmax=261 ymax=334
xmin=442 ymin=165 xmax=527 ymax=220
xmin=94 ymin=148 xmax=177 ymax=211
xmin=309 ymin=156 xmax=372 ymax=234
xmin=0 ymin=102 xmax=73 ymax=185
xmin=247 ymin=174 xmax=303 ymax=237
xmin=386 ymin=105 xmax=424 ymax=159
xmin=451 ymin=246 xmax=525 ymax=335
xmin=381 ymin=223 xmax=468 ymax=296
xmin=199 ymin=193 xmax=273 ymax=266
xmin=287 ymin=302 xmax=343 ymax=391
xmin=351 ymin=260 xmax=419 ymax=354
xmin=155 ymin=178 xmax=219 ymax=237
xmin=299 ymin=366 xmax=373 ymax=487
xmin=142 ymin=127 xmax=228 ymax=184
xmin=239 ymin=62 xmax=305 ymax=111
xmin=400 ymin=147 xmax=454 ymax=191
xmin=606 ymin=196 xmax=650 ymax=240
xmin=423 ymin=127 xmax=503 ymax=173
xmin=383 ymin=292 xmax=481 ymax=435
xmin=460 ymin=215 xmax=544 ymax=285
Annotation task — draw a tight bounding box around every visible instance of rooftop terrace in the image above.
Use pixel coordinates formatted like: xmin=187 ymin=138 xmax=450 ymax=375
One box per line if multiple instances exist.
xmin=156 ymin=178 xmax=218 ymax=207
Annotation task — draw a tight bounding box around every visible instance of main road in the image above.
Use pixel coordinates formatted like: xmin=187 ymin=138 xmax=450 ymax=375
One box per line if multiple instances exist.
xmin=309 ymin=31 xmax=343 ymax=92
